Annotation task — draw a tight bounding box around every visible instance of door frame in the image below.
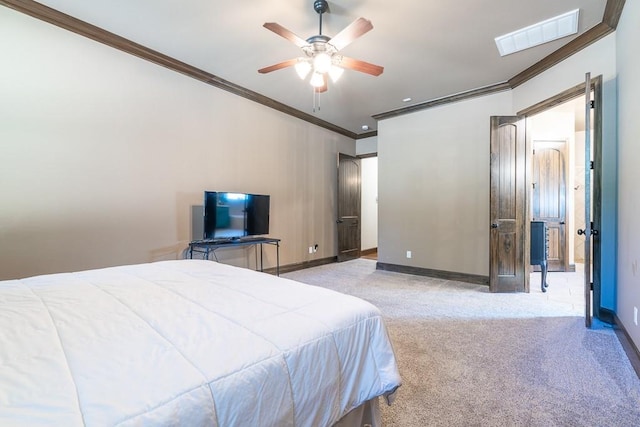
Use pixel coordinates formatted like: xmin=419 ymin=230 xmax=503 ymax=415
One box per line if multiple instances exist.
xmin=516 ymin=75 xmax=604 ymax=319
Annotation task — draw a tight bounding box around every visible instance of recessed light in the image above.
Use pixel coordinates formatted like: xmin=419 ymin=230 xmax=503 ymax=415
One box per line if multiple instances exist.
xmin=361 ymin=125 xmax=370 ymax=131
xmin=402 ymin=97 xmax=412 ymax=103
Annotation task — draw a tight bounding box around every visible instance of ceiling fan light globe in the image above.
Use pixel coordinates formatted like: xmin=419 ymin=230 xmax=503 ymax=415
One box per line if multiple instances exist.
xmin=309 ymin=72 xmax=325 ymax=88
xmin=295 ymin=60 xmax=311 ymax=79
xmin=313 ymin=52 xmax=332 ymax=74
xmin=329 ymin=65 xmax=344 ymax=83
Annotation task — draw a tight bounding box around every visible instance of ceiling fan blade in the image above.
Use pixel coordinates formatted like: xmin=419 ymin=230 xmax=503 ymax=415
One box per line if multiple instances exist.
xmin=328 ymin=17 xmax=373 ymax=51
xmin=334 ymin=56 xmax=384 ymax=76
xmin=258 ymin=59 xmax=298 ymax=74
xmin=263 ymin=22 xmax=308 ymax=48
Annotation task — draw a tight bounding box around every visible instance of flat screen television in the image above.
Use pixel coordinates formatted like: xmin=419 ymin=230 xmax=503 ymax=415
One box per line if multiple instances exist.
xmin=203 ymin=191 xmax=270 ymax=240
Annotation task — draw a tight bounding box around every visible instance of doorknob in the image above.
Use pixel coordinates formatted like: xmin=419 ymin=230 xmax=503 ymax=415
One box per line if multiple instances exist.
xmin=559 ymin=221 xmax=565 ymax=225
xmin=336 ymin=219 xmax=344 ymax=224
xmin=491 ymin=223 xmax=498 ymax=229
xmin=577 ymin=228 xmax=599 ymax=236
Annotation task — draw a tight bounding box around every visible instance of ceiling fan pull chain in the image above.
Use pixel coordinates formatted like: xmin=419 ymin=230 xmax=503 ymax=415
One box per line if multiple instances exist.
xmin=312 ymin=87 xmax=321 ymax=113
xmin=313 ymin=87 xmax=317 ymax=113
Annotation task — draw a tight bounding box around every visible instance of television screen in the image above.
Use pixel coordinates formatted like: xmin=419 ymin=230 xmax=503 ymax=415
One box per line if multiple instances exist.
xmin=203 ymin=191 xmax=270 ymax=240
xmin=246 ymin=194 xmax=270 ymax=236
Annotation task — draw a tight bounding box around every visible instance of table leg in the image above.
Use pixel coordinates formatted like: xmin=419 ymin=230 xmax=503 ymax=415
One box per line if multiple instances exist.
xmin=540 ymin=260 xmax=549 ymax=292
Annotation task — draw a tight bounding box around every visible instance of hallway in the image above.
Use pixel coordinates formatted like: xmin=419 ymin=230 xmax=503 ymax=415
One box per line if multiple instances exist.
xmin=530 ymin=263 xmax=586 ymax=316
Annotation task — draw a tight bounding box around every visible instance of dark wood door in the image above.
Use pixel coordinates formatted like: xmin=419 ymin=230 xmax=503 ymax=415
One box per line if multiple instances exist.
xmin=582 ymin=73 xmax=608 ymax=326
xmin=532 ymin=142 xmax=567 ymax=271
xmin=337 ymin=153 xmax=361 ymax=262
xmin=490 ymin=116 xmax=527 ymax=292
xmin=590 ymin=76 xmax=606 ymax=323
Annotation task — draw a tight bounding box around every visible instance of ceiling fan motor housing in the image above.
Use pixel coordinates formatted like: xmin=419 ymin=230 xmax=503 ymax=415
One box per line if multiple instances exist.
xmin=313 ymin=0 xmax=329 ymax=15
xmin=305 ymin=35 xmax=333 ymax=57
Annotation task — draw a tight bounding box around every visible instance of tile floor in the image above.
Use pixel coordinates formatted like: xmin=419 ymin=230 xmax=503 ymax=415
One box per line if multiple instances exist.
xmin=530 ymin=263 xmax=587 ymax=314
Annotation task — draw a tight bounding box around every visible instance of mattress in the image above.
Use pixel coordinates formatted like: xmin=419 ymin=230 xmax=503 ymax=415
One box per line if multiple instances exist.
xmin=0 ymin=260 xmax=401 ymax=426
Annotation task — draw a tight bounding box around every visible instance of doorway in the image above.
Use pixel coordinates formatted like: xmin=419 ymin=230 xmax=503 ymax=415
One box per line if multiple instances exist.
xmin=360 ymin=155 xmax=378 ymax=260
xmin=527 ymin=96 xmax=589 ymax=308
xmin=338 ymin=152 xmax=380 ymax=261
xmin=337 ymin=153 xmax=362 ymax=262
xmin=490 ymin=75 xmax=605 ymax=324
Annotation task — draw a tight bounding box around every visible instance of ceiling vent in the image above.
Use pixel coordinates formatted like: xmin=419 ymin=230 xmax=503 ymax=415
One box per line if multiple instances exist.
xmin=495 ymin=9 xmax=580 ymax=56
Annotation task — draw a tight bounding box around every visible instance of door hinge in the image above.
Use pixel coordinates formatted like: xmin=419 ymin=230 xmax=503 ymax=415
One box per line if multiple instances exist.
xmin=590 ymin=161 xmax=594 ymax=170
xmin=590 ymin=100 xmax=595 ymax=109
xmin=590 ymin=282 xmax=594 ymax=290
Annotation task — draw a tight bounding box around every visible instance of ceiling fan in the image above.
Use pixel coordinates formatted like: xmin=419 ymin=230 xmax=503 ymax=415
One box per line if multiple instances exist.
xmin=258 ymin=0 xmax=384 ymax=93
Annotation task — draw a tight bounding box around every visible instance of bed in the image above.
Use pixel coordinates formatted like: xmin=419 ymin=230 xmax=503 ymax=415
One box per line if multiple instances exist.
xmin=0 ymin=260 xmax=401 ymax=426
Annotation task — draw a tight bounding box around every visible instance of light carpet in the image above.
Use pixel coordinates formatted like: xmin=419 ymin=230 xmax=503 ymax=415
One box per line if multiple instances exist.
xmin=283 ymin=259 xmax=640 ymax=427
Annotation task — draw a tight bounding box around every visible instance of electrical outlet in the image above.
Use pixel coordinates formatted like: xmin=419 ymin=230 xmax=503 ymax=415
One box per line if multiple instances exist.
xmin=635 ymin=307 xmax=638 ymax=326
xmin=406 ymin=250 xmax=412 ymax=259
xmin=308 ymin=246 xmax=313 ymax=254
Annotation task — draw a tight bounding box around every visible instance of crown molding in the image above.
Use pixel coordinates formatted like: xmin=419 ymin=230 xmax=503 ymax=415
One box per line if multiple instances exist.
xmin=0 ymin=0 xmax=358 ymax=139
xmin=603 ymin=0 xmax=626 ymax=28
xmin=375 ymin=0 xmax=625 ymax=120
xmin=355 ymin=130 xmax=378 ymax=140
xmin=1 ymin=0 xmax=625 ymax=136
xmin=372 ymin=82 xmax=511 ymax=121
xmin=508 ymin=22 xmax=613 ymax=89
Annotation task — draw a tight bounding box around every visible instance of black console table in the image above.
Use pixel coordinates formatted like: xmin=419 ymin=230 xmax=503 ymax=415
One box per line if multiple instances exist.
xmin=530 ymin=221 xmax=549 ymax=292
xmin=189 ymin=237 xmax=281 ymax=276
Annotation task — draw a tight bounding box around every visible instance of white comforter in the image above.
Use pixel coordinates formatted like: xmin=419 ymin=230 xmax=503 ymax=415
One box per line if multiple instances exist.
xmin=0 ymin=260 xmax=400 ymax=426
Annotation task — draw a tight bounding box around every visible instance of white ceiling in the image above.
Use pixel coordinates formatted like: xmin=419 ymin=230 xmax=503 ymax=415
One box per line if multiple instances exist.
xmin=34 ymin=0 xmax=608 ymax=136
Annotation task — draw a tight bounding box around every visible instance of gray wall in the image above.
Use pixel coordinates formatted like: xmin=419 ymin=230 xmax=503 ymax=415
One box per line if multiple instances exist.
xmin=0 ymin=7 xmax=354 ymax=280
xmin=378 ymin=92 xmax=513 ymax=276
